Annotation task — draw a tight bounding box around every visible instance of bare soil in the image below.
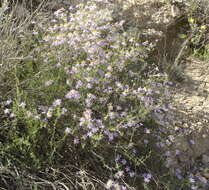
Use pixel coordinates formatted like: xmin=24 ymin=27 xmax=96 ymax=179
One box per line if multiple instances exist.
xmin=166 ymin=57 xmax=209 ymax=187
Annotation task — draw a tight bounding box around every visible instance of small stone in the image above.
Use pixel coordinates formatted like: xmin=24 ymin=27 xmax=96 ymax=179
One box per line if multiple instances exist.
xmin=203 ymin=172 xmax=209 ymax=179
xmin=198 ymin=176 xmax=208 ymax=184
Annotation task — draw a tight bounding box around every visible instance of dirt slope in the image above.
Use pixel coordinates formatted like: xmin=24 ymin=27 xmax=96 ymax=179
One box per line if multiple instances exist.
xmin=166 ymin=57 xmax=209 ymax=187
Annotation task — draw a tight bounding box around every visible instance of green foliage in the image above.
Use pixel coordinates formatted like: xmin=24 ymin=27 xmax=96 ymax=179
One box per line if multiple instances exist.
xmin=188 ymin=16 xmax=209 ymax=60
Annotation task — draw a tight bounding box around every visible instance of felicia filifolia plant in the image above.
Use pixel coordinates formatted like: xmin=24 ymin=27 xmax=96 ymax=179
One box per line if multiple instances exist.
xmin=0 ymin=0 xmax=175 ymax=189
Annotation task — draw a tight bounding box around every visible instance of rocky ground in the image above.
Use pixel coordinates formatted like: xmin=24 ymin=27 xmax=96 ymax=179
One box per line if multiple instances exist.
xmin=166 ymin=57 xmax=209 ymax=189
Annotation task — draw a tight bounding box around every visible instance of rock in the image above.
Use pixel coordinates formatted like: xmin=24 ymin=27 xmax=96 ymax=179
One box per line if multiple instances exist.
xmin=203 ymin=172 xmax=209 ymax=179
xmin=198 ymin=176 xmax=208 ymax=185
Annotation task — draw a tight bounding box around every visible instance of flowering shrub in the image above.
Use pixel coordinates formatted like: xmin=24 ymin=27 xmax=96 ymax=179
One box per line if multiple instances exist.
xmin=34 ymin=1 xmax=171 ymax=149
xmin=0 ymin=0 xmax=187 ymax=189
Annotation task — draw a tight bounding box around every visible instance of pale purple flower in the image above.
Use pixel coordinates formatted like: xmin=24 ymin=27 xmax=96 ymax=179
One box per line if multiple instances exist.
xmin=87 ymin=131 xmax=93 ymax=137
xmin=156 ymin=135 xmax=161 ymax=140
xmin=65 ymin=127 xmax=72 ymax=134
xmin=109 ymin=112 xmax=116 ymax=119
xmin=137 ymin=87 xmax=147 ymax=92
xmin=175 ymin=168 xmax=183 ymax=180
xmin=165 ymin=151 xmax=171 ymax=157
xmin=121 ymin=159 xmax=127 ymax=165
xmin=54 ymin=8 xmax=66 ymax=17
xmin=66 ymin=79 xmax=70 ymax=85
xmin=115 ymin=170 xmax=124 ymax=179
xmin=132 ymin=148 xmax=137 ymax=154
xmin=87 ymin=93 xmax=96 ymax=100
xmin=73 ymin=138 xmax=80 ymax=144
xmin=87 ymin=83 xmax=92 ymax=89
xmin=61 ymin=107 xmax=67 ymax=115
xmin=189 ymin=177 xmax=195 ymax=183
xmin=34 ymin=115 xmax=40 ymax=120
xmin=121 ymin=185 xmax=127 ymax=190
xmin=175 ymin=168 xmax=182 ymax=174
xmin=113 ymin=132 xmax=118 ymax=137
xmin=5 ymin=99 xmax=12 ymax=105
xmin=38 ymin=105 xmax=48 ymax=114
xmin=115 ymin=154 xmax=121 ymax=162
xmin=76 ymin=80 xmax=83 ymax=89
xmin=19 ymin=102 xmax=26 ymax=108
xmin=125 ymin=166 xmax=130 ymax=172
xmin=108 ymin=133 xmax=114 ymax=141
xmin=85 ymin=99 xmax=92 ymax=107
xmin=105 ymin=179 xmax=114 ymax=189
xmin=26 ymin=111 xmax=32 ymax=117
xmin=105 ymin=72 xmax=111 ymax=78
xmin=98 ymin=69 xmax=104 ymax=76
xmin=146 ymin=173 xmax=152 ymax=179
xmin=116 ymin=106 xmax=122 ymax=110
xmin=47 ymin=108 xmax=53 ymax=118
xmin=53 ymin=99 xmax=62 ymax=107
xmin=190 ymin=140 xmax=195 ymax=145
xmin=91 ymin=127 xmax=99 ymax=133
xmin=159 ymin=142 xmax=165 ymax=147
xmin=144 ymin=128 xmax=151 ymax=134
xmin=121 ymin=91 xmax=128 ymax=97
xmin=144 ymin=176 xmax=151 ymax=183
xmin=143 ymin=173 xmax=152 ymax=183
xmin=56 ymin=63 xmax=62 ymax=67
xmin=166 ymin=141 xmax=172 ymax=146
xmin=87 ymin=123 xmax=94 ymax=129
xmin=10 ymin=113 xmax=15 ymax=118
xmin=70 ymin=66 xmax=79 ymax=74
xmin=168 ymin=135 xmax=175 ymax=142
xmin=83 ymin=109 xmax=92 ymax=120
xmin=175 ymin=149 xmax=181 ymax=155
xmin=79 ymin=117 xmax=85 ymax=126
xmin=144 ymin=139 xmax=149 ymax=144
xmin=82 ymin=134 xmax=88 ymax=140
xmin=45 ymin=80 xmax=54 ymax=87
xmin=52 ymin=39 xmax=66 ymax=47
xmin=65 ymin=90 xmax=81 ymax=100
xmin=4 ymin=108 xmax=10 ymax=114
xmin=165 ymin=158 xmax=173 ymax=168
xmin=129 ymin=172 xmax=135 ymax=178
xmin=99 ymin=124 xmax=105 ymax=129
xmin=120 ymin=112 xmax=127 ymax=117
